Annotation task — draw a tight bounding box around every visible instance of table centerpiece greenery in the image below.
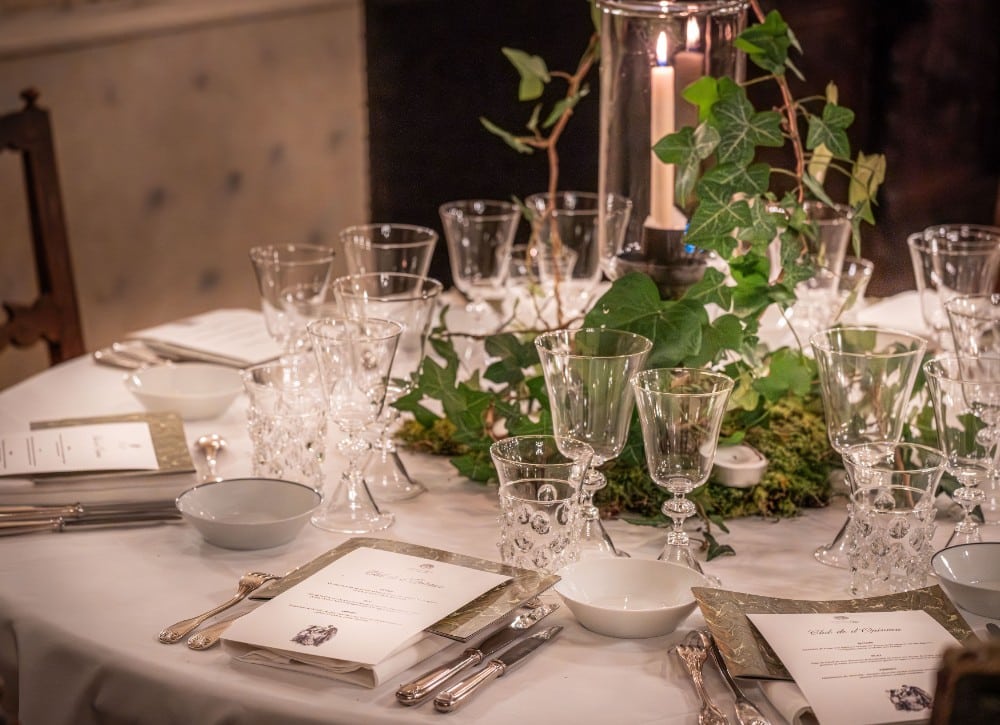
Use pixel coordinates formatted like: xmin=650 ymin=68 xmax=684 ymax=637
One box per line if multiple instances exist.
xmin=395 ymin=0 xmax=886 ymax=557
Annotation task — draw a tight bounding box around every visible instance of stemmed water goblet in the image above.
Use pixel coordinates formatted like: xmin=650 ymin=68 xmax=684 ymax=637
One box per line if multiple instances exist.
xmin=907 ymin=224 xmax=1000 ymax=348
xmin=306 ymin=316 xmax=403 ymax=533
xmin=535 ymin=328 xmax=653 ymax=559
xmin=924 ymin=354 xmax=1000 ymax=542
xmin=333 ymin=272 xmax=444 ymax=502
xmin=630 ymin=368 xmax=734 ymax=583
xmin=339 ymin=223 xmax=438 ymax=277
xmin=439 ymin=199 xmax=520 ymax=328
xmin=526 ymin=191 xmax=630 ymax=324
xmin=809 ymin=326 xmax=928 ymax=568
xmin=248 ymin=244 xmax=336 ymax=352
xmin=945 ymin=293 xmax=1000 ymax=357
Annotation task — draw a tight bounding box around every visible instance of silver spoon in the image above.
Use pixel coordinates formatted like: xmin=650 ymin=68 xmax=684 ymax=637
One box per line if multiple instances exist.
xmin=195 ymin=434 xmax=226 ymax=482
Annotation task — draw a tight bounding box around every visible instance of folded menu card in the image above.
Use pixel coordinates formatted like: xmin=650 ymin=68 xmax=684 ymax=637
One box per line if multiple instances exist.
xmin=223 ymin=545 xmax=513 ymax=687
xmin=252 ymin=536 xmax=562 ymax=641
xmin=694 ymin=586 xmax=977 ymax=725
xmin=130 ymin=308 xmax=281 ymax=367
xmin=749 ymin=610 xmax=956 ymax=725
xmin=0 ymin=413 xmax=195 ymax=505
xmin=693 ymin=585 xmax=975 ymax=681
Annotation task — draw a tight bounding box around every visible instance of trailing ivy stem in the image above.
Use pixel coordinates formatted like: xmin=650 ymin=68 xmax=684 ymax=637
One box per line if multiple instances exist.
xmin=749 ymin=0 xmax=805 ymax=202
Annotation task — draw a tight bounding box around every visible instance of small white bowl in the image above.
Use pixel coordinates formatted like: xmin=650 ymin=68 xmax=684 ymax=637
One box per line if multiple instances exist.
xmin=554 ymin=558 xmax=708 ymax=638
xmin=124 ymin=362 xmax=243 ymax=420
xmin=932 ymin=543 xmax=1000 ymax=618
xmin=176 ymin=478 xmax=321 ymax=550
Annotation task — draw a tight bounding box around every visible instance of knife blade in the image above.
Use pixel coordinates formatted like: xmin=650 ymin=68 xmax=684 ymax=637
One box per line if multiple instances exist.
xmin=432 ymin=625 xmax=563 ymax=713
xmin=395 ymin=602 xmax=558 ymax=706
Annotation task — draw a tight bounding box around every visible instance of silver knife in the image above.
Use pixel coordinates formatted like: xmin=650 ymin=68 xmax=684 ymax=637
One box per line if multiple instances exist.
xmin=0 ymin=499 xmax=179 ymax=523
xmin=396 ymin=603 xmax=558 ymax=706
xmin=700 ymin=630 xmax=772 ymax=725
xmin=432 ymin=625 xmax=563 ymax=713
xmin=0 ymin=510 xmax=181 ymax=536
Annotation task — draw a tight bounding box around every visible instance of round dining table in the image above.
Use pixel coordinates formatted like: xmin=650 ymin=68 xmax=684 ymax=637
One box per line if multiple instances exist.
xmin=0 ymin=306 xmax=995 ymax=725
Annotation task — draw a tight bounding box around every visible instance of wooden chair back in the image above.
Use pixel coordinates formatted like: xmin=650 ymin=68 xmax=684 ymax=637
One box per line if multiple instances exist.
xmin=0 ymin=88 xmax=85 ymax=364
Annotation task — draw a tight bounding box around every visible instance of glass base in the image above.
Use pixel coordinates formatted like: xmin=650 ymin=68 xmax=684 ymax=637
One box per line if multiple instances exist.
xmin=657 ymin=541 xmax=721 ymax=587
xmin=311 ymin=474 xmax=394 ymax=534
xmin=577 ymin=516 xmax=629 ymax=559
xmin=814 ymin=515 xmax=851 ymax=569
xmin=365 ymin=448 xmax=426 ymax=503
xmin=946 ymin=521 xmax=982 ymax=547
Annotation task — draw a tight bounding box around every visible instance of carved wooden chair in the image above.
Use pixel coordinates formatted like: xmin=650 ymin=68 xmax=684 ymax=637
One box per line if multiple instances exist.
xmin=0 ymin=88 xmax=85 ymax=364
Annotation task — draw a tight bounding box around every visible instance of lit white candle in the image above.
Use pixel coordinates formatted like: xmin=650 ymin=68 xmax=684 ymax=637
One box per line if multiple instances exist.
xmin=649 ymin=31 xmax=675 ymax=229
xmin=673 ymin=17 xmax=704 ymax=131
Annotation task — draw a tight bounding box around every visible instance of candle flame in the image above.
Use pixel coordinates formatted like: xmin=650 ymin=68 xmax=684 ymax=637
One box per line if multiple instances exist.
xmin=655 ymin=31 xmax=668 ymax=66
xmin=686 ymin=17 xmax=700 ymax=50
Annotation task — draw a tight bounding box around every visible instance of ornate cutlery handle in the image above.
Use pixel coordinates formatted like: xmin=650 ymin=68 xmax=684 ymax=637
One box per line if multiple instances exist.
xmin=158 ymin=574 xmax=272 ymax=644
xmin=676 ymin=644 xmax=730 ymax=725
xmin=700 ymin=630 xmax=772 ymax=725
xmin=433 ymin=661 xmax=506 ymax=713
xmin=396 ymin=649 xmax=483 ymax=705
xmin=187 ymin=614 xmax=242 ymax=650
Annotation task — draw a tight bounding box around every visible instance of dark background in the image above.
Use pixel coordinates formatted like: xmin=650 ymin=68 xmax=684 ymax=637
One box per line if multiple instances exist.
xmin=365 ymin=0 xmax=1000 ymax=297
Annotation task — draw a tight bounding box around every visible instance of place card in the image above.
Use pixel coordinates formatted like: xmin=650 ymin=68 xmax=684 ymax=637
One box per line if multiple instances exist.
xmin=748 ymin=610 xmax=957 ymax=725
xmin=0 ymin=422 xmax=158 ymax=477
xmin=130 ymin=308 xmax=280 ymax=367
xmin=223 ymin=546 xmax=512 ymax=686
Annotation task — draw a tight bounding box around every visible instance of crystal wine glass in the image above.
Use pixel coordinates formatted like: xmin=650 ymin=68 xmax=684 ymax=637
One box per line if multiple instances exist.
xmin=945 ymin=293 xmax=1000 ymax=357
xmin=248 ymin=244 xmax=336 ymax=352
xmin=535 ymin=328 xmax=652 ymax=558
xmin=924 ymin=354 xmax=1000 ymax=543
xmin=809 ymin=326 xmax=928 ymax=568
xmin=439 ymin=199 xmax=520 ymax=327
xmin=332 ymin=272 xmax=443 ymax=502
xmin=339 ymin=223 xmax=438 ymax=277
xmin=907 ymin=224 xmax=1000 ymax=348
xmin=306 ymin=316 xmax=402 ymax=533
xmin=631 ymin=368 xmax=733 ymax=582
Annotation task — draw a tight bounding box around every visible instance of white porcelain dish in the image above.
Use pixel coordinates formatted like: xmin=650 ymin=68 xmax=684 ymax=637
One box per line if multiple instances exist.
xmin=931 ymin=542 xmax=1000 ymax=618
xmin=124 ymin=362 xmax=242 ymax=420
xmin=554 ymin=558 xmax=707 ymax=638
xmin=176 ymin=478 xmax=321 ymax=550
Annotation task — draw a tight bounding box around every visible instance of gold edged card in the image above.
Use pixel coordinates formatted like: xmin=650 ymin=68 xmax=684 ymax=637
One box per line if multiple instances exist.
xmin=693 ymin=585 xmax=978 ymax=680
xmin=30 ymin=411 xmax=195 ymax=480
xmin=253 ymin=537 xmax=560 ymax=642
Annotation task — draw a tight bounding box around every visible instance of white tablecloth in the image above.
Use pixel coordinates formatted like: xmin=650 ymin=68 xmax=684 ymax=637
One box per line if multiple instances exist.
xmin=0 ymin=309 xmax=995 ymax=725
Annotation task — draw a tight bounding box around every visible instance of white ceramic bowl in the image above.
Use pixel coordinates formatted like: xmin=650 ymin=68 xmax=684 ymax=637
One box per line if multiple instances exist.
xmin=124 ymin=362 xmax=242 ymax=420
xmin=176 ymin=478 xmax=321 ymax=550
xmin=554 ymin=558 xmax=708 ymax=638
xmin=932 ymin=543 xmax=1000 ymax=618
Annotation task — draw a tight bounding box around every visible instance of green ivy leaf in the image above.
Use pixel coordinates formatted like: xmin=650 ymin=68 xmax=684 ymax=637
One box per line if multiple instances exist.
xmin=735 ymin=10 xmax=792 ymax=76
xmin=542 ymin=85 xmax=589 ymax=128
xmin=684 ymin=178 xmax=753 ymax=254
xmin=583 ymin=273 xmax=664 ymax=330
xmin=849 ymin=151 xmax=886 ymax=221
xmin=713 ymin=78 xmax=783 ymax=166
xmin=451 ymin=451 xmax=496 ymax=482
xmin=685 ymin=313 xmax=745 ymax=367
xmin=754 ymin=348 xmax=816 ymax=401
xmin=501 ymin=47 xmax=550 ymax=101
xmin=805 ymin=103 xmax=853 ymax=157
xmin=681 ymin=76 xmax=720 ymax=122
xmin=479 ymin=117 xmax=533 ymax=154
xmin=654 ymin=124 xmax=720 ymax=205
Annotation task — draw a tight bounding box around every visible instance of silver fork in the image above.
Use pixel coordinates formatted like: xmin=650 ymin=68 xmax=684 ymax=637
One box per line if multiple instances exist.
xmin=158 ymin=571 xmax=278 ymax=644
xmin=674 ymin=630 xmax=730 ymax=725
xmin=699 ymin=630 xmax=771 ymax=725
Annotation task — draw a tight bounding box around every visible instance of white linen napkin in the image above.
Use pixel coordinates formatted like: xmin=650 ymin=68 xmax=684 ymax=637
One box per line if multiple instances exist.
xmin=758 ymin=681 xmax=819 ymax=725
xmin=223 ymin=631 xmax=452 ymax=688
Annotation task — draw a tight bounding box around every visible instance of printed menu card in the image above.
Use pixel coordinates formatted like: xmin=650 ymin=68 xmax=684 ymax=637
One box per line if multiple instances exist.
xmin=0 ymin=422 xmax=159 ymax=477
xmin=223 ymin=546 xmax=511 ymax=687
xmin=748 ymin=610 xmax=958 ymax=725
